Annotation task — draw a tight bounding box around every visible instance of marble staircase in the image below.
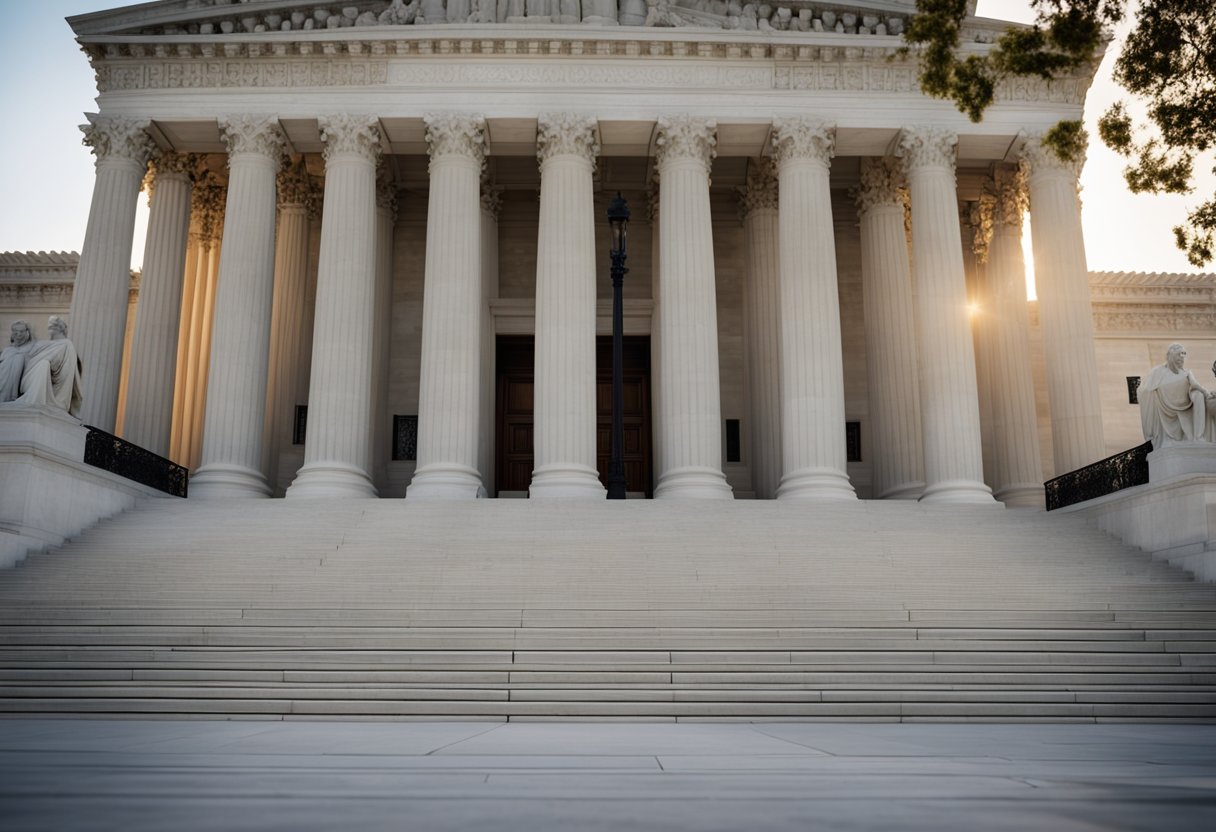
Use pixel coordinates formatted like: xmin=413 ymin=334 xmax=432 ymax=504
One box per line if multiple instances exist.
xmin=1 ymin=499 xmax=1214 ymax=721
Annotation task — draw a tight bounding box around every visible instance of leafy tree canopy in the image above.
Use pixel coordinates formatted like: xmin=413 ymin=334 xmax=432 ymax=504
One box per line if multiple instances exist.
xmin=905 ymin=0 xmax=1216 ymax=266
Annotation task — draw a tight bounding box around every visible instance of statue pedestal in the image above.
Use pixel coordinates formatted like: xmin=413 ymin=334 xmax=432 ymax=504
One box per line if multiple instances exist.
xmin=0 ymin=408 xmax=165 ymax=568
xmin=1060 ymin=443 xmax=1216 ymax=582
xmin=1149 ymin=443 xmax=1216 ymax=481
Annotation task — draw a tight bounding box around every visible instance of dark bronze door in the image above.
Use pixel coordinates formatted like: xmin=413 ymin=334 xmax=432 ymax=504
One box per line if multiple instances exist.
xmin=495 ymin=335 xmax=652 ymax=496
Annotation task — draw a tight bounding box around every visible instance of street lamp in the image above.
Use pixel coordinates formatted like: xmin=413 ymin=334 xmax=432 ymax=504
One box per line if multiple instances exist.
xmin=606 ymin=192 xmax=630 ymax=500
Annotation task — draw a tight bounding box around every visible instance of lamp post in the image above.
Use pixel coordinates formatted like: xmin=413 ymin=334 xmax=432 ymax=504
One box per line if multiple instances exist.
xmin=606 ymin=192 xmax=630 ymax=500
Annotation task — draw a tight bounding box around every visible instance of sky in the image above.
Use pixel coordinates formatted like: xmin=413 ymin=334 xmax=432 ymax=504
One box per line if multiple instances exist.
xmin=0 ymin=0 xmax=1211 ymax=277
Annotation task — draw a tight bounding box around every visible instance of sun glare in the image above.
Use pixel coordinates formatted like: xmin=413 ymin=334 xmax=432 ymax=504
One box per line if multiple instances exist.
xmin=1022 ymin=213 xmax=1037 ymax=301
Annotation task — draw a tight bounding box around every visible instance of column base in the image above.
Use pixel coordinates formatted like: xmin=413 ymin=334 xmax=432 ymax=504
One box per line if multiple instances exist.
xmin=877 ymin=481 xmax=926 ymax=500
xmin=286 ymin=462 xmax=378 ymax=499
xmin=654 ymin=466 xmax=734 ymax=500
xmin=406 ymin=463 xmax=487 ymax=500
xmin=529 ymin=464 xmax=607 ymax=499
xmin=190 ymin=463 xmax=272 ymax=499
xmin=777 ymin=467 xmax=857 ymax=501
xmin=919 ymin=479 xmax=997 ymax=505
xmin=994 ymin=482 xmax=1046 ymax=508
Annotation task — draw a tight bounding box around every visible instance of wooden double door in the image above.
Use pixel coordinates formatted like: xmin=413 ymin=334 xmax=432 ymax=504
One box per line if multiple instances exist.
xmin=496 ymin=335 xmax=653 ymax=497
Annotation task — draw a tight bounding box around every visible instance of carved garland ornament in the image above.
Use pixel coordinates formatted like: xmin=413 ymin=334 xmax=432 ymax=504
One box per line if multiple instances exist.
xmin=80 ymin=115 xmax=157 ymax=167
xmin=654 ymin=115 xmax=717 ymax=174
xmin=536 ymin=113 xmax=600 ymax=167
xmin=770 ymin=116 xmax=835 ymax=167
xmin=737 ymin=158 xmax=778 ymax=219
xmin=220 ymin=115 xmax=288 ymax=158
xmin=896 ymin=126 xmax=957 ymax=172
xmin=423 ymin=112 xmax=488 ymax=169
xmin=853 ymin=156 xmax=906 ymax=215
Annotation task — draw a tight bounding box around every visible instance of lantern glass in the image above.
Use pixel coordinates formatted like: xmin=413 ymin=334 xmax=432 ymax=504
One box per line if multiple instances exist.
xmin=607 ymin=192 xmax=630 ymax=256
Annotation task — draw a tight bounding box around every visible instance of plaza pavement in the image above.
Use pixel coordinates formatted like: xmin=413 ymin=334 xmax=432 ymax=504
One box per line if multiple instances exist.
xmin=1 ymin=719 xmax=1214 ymax=831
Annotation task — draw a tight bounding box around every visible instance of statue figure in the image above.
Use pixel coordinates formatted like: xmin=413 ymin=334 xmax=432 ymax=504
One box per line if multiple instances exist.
xmin=1139 ymin=343 xmax=1216 ymax=448
xmin=378 ymin=0 xmax=421 ymax=25
xmin=0 ymin=320 xmax=36 ymax=402
xmin=0 ymin=316 xmax=83 ymax=416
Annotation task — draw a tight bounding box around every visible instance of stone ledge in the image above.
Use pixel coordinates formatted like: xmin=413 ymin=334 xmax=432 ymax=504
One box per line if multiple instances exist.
xmin=0 ymin=408 xmax=168 ymax=569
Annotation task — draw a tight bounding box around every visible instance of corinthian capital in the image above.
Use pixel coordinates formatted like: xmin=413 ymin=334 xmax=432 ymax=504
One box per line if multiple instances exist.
xmin=80 ymin=114 xmax=156 ymax=167
xmin=277 ymin=158 xmax=319 ymax=214
xmin=654 ymin=116 xmax=717 ymax=174
xmin=220 ymin=115 xmax=287 ymax=159
xmin=191 ymin=170 xmax=227 ymax=246
xmin=536 ymin=113 xmax=600 ymax=167
xmin=896 ymin=126 xmax=957 ymax=172
xmin=854 ymin=157 xmax=907 ymax=215
xmin=150 ymin=151 xmax=199 ymax=180
xmin=319 ymin=114 xmax=383 ymax=163
xmin=376 ymin=164 xmax=399 ymax=218
xmin=967 ymin=194 xmax=996 ymax=264
xmin=737 ymin=158 xmax=778 ymax=219
xmin=1019 ymin=132 xmax=1086 ymax=182
xmin=424 ymin=113 xmax=487 ymax=168
xmin=770 ymin=116 xmax=835 ymax=167
xmin=992 ymin=165 xmax=1028 ymax=227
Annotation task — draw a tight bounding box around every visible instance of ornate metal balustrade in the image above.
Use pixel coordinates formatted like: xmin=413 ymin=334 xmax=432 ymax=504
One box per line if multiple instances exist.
xmin=83 ymin=427 xmax=188 ymax=498
xmin=1044 ymin=442 xmax=1151 ymax=511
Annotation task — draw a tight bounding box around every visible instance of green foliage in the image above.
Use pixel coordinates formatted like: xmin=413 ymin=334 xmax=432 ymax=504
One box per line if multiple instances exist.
xmin=908 ymin=0 xmax=1216 ymax=266
xmin=1042 ymin=119 xmax=1088 ymax=162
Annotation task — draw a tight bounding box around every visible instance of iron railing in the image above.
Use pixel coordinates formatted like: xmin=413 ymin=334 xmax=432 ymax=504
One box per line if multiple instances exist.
xmin=1044 ymin=441 xmax=1151 ymax=511
xmin=83 ymin=426 xmax=188 ymax=498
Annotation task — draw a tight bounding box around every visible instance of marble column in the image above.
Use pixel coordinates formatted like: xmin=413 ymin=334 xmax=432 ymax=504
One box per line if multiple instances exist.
xmin=646 ymin=185 xmax=665 ymax=487
xmin=70 ymin=115 xmax=157 ymax=431
xmin=191 ymin=116 xmax=285 ymax=498
xmin=478 ymin=185 xmax=502 ymax=495
xmin=264 ymin=159 xmax=316 ymax=492
xmin=370 ymin=166 xmax=398 ymax=493
xmin=122 ymin=152 xmax=196 ymax=456
xmin=772 ymin=117 xmax=855 ymax=501
xmin=407 ymin=113 xmax=488 ymax=499
xmin=986 ymin=166 xmax=1046 ymax=506
xmin=1021 ymin=134 xmax=1105 ymax=473
xmin=172 ymin=171 xmax=226 ymax=468
xmin=653 ymin=116 xmax=732 ymax=499
xmin=738 ymin=160 xmax=781 ymax=499
xmin=530 ymin=113 xmax=605 ymax=498
xmin=856 ymin=157 xmax=925 ymax=499
xmin=897 ymin=127 xmax=994 ymax=503
xmin=288 ymin=115 xmax=383 ymax=499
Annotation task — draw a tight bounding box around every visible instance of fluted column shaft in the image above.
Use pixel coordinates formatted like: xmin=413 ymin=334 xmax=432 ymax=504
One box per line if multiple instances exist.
xmin=288 ymin=115 xmax=383 ymax=499
xmin=407 ymin=114 xmax=488 ymax=499
xmin=1021 ymin=137 xmax=1105 ymax=473
xmin=857 ymin=158 xmax=925 ymax=499
xmin=478 ymin=187 xmax=501 ymax=494
xmin=370 ymin=171 xmax=397 ymax=493
xmin=986 ymin=168 xmax=1045 ymax=506
xmin=898 ymin=128 xmax=994 ymax=503
xmin=739 ymin=163 xmax=781 ymax=499
xmin=191 ymin=116 xmax=285 ymax=498
xmin=653 ymin=116 xmax=732 ymax=499
xmin=646 ymin=188 xmax=665 ymax=487
xmin=264 ymin=162 xmax=315 ymax=492
xmin=169 ymin=223 xmax=202 ymax=464
xmin=772 ymin=118 xmax=855 ymax=500
xmin=70 ymin=116 xmax=156 ymax=430
xmin=529 ymin=114 xmax=605 ymax=498
xmin=123 ymin=154 xmax=195 ymax=455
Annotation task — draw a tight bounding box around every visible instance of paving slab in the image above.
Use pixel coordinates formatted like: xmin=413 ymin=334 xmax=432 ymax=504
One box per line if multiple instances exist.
xmin=1 ymin=720 xmax=1214 ymax=831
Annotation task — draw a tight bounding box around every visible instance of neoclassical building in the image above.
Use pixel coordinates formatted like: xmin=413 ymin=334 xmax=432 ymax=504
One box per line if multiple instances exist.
xmin=56 ymin=0 xmax=1155 ymax=505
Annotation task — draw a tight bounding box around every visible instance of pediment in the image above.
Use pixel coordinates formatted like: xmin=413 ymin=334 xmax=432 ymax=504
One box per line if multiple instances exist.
xmin=70 ymin=0 xmax=945 ymax=40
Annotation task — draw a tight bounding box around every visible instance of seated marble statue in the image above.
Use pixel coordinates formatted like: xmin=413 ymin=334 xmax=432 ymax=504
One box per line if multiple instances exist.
xmin=0 ymin=320 xmax=37 ymax=402
xmin=1139 ymin=343 xmax=1216 ymax=448
xmin=0 ymin=316 xmax=83 ymax=416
